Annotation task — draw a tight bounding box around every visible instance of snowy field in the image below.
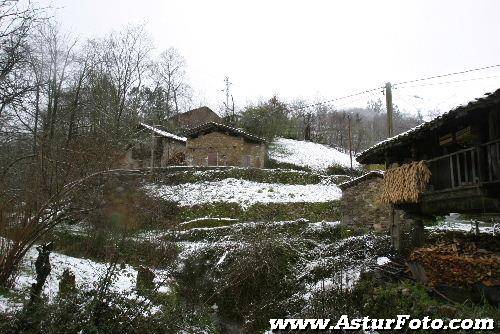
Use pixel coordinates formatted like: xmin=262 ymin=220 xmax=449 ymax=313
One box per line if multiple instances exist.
xmin=144 ymin=178 xmax=342 ymax=208
xmin=269 ymin=138 xmax=359 ymax=171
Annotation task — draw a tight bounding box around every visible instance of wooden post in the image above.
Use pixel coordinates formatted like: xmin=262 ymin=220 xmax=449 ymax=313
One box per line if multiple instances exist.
xmin=348 ymin=114 xmax=353 ymax=170
xmin=390 ymin=206 xmax=401 ymax=251
xmin=385 ymin=82 xmax=394 ymax=138
xmin=150 ymin=131 xmax=154 ymax=174
xmin=412 ymin=218 xmax=425 ymax=248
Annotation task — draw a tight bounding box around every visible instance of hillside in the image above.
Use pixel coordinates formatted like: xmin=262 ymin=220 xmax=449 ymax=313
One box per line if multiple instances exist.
xmin=268 ymin=138 xmax=359 ymax=172
xmin=1 ymin=167 xmax=499 ymax=333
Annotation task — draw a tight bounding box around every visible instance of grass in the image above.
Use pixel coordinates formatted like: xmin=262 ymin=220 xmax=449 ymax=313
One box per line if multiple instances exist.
xmin=46 ymin=229 xmax=179 ymax=269
xmin=178 ymin=217 xmax=240 ymax=230
xmin=355 ymin=277 xmax=500 ymax=333
xmin=152 ymin=166 xmax=337 ymax=185
xmin=176 ymin=200 xmax=341 ymax=224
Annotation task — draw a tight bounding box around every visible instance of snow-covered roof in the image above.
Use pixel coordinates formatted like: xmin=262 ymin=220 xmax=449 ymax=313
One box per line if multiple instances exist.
xmin=357 ymin=88 xmax=500 ymax=164
xmin=338 ymin=170 xmax=384 ymax=190
xmin=139 ymin=123 xmax=187 ymax=142
xmin=184 ymin=122 xmax=266 ymax=143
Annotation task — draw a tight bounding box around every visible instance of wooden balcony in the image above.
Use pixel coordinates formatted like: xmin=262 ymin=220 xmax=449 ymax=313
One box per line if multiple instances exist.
xmin=426 ymin=139 xmax=500 ymax=192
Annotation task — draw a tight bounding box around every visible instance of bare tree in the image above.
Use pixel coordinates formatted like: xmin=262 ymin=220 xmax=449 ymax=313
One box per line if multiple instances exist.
xmin=101 ymin=25 xmax=153 ymax=131
xmin=150 ymin=47 xmax=191 ymax=121
xmin=0 ymin=0 xmax=45 ymax=118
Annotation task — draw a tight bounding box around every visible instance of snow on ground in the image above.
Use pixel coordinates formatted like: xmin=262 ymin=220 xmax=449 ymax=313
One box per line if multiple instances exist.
xmin=0 ymin=247 xmax=172 ymax=314
xmin=269 ymin=138 xmax=358 ymax=171
xmin=0 ymin=295 xmax=22 ymax=313
xmin=305 ymin=267 xmax=362 ymax=296
xmin=426 ymin=213 xmax=498 ymax=235
xmin=376 ymin=257 xmax=390 ymax=266
xmin=180 ymin=216 xmax=239 ymax=226
xmin=144 ymin=178 xmax=341 ymax=208
xmin=307 ymin=221 xmax=341 ymax=230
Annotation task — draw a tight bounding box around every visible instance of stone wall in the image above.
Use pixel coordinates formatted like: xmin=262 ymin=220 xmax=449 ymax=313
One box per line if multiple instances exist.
xmin=340 ymin=177 xmax=391 ymax=231
xmin=186 ymin=132 xmax=266 ymax=168
xmin=119 ymin=137 xmax=186 ymax=169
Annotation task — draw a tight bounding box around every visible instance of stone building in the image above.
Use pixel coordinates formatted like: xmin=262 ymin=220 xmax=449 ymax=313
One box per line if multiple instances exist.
xmin=338 ymin=171 xmax=391 ymax=231
xmin=169 ymin=106 xmax=222 ymax=129
xmin=184 ymin=122 xmax=266 ymax=168
xmin=119 ymin=123 xmax=186 ymax=169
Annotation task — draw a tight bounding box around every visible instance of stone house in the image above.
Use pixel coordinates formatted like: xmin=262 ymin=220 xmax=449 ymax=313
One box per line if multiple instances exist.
xmin=184 ymin=122 xmax=267 ymax=168
xmin=119 ymin=123 xmax=187 ymax=169
xmin=169 ymin=106 xmax=222 ymax=129
xmin=338 ymin=171 xmax=391 ymax=231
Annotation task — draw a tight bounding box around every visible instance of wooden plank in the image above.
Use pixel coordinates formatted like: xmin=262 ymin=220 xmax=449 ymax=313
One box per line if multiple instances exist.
xmin=488 ymin=144 xmax=493 ymax=182
xmin=450 ymin=155 xmax=455 ymax=188
xmin=471 ymin=149 xmax=476 ymax=183
xmin=461 ymin=152 xmax=469 ymax=183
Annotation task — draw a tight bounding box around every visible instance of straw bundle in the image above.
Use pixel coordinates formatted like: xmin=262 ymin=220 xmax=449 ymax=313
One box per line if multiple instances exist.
xmin=379 ymin=161 xmax=431 ymax=204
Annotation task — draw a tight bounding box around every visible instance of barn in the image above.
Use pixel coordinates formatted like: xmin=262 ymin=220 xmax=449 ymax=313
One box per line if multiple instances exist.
xmin=357 ymin=89 xmax=500 ymax=249
xmin=184 ymin=122 xmax=267 ymax=168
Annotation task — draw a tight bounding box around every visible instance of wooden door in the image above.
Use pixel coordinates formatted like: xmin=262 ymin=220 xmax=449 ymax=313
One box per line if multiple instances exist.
xmin=242 ymin=155 xmax=251 ymax=167
xmin=207 ymin=152 xmax=217 ymax=166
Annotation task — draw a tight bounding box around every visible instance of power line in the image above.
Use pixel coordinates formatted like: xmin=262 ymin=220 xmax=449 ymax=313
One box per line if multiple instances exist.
xmin=287 ymin=63 xmax=500 ymax=112
xmin=394 ymin=74 xmax=500 ymax=89
xmin=291 ymin=86 xmax=383 ymax=111
xmin=393 ymin=64 xmax=500 ymax=86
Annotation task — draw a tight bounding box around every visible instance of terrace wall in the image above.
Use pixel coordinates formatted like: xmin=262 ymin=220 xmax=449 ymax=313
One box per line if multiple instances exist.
xmin=340 ymin=177 xmax=391 ymax=231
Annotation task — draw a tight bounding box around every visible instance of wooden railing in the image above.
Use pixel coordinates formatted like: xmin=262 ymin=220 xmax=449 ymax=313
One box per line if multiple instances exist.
xmin=425 ymin=138 xmax=500 ymax=192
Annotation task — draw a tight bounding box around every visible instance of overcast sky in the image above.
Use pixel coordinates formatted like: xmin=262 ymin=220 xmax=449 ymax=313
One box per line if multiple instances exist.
xmin=43 ymin=0 xmax=500 ymax=116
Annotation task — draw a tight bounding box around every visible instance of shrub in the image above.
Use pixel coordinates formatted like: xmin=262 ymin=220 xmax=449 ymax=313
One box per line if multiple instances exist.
xmin=174 ymin=229 xmax=303 ymax=333
xmin=326 ymin=164 xmax=363 ymax=177
xmin=2 ymin=267 xmax=217 ymax=334
xmin=355 ymin=277 xmax=500 ymax=334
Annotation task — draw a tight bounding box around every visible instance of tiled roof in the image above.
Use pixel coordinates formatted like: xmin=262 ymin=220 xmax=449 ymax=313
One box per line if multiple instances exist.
xmin=184 ymin=122 xmax=266 ymax=143
xmin=357 ymin=89 xmax=500 ymax=164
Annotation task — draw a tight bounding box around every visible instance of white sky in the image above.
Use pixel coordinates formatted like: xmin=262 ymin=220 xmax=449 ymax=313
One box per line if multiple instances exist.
xmin=43 ymin=0 xmax=500 ymax=116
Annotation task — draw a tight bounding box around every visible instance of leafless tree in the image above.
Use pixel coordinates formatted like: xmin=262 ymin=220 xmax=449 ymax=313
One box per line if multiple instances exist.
xmin=150 ymin=47 xmax=192 ymax=121
xmin=101 ymin=25 xmax=153 ymax=130
xmin=0 ymin=0 xmax=46 ymax=118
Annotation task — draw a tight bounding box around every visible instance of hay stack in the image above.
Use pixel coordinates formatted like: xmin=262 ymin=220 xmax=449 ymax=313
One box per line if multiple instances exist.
xmin=379 ymin=161 xmax=431 ymax=204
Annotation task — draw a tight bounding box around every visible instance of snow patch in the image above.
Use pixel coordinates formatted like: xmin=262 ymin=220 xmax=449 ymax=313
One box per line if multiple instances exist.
xmin=376 ymin=257 xmax=390 ymax=266
xmin=144 ymin=178 xmax=341 ymax=208
xmin=308 ymin=221 xmax=341 ymax=230
xmin=0 ymin=247 xmax=173 ymax=314
xmin=216 ymin=251 xmax=229 ymax=266
xmin=269 ymin=138 xmax=358 ymax=171
xmin=140 ymin=123 xmax=186 ymax=142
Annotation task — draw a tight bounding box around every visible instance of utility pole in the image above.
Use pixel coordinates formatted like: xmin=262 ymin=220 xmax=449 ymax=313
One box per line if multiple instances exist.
xmin=348 ymin=114 xmax=353 ymax=170
xmin=385 ymin=82 xmax=394 ymax=137
xmin=223 ymin=76 xmax=235 ymax=124
xmin=224 ymin=76 xmax=231 ymax=111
